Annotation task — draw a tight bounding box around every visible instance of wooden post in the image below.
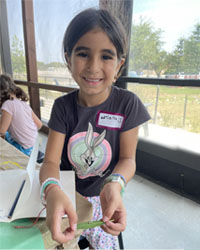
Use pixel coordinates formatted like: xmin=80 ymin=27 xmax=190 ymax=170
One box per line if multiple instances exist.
xmin=21 ymin=0 xmax=40 ymax=118
xmin=99 ymin=0 xmax=133 ymax=88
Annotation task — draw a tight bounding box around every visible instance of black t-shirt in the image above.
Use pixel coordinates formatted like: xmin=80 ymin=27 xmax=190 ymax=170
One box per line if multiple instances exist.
xmin=48 ymin=86 xmax=151 ymax=196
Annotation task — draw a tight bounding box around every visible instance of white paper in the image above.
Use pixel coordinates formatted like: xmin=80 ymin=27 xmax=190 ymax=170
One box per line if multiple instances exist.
xmin=0 ymin=136 xmax=75 ymax=222
xmin=14 ymin=137 xmax=39 ymax=209
xmin=0 ymin=169 xmax=26 ymax=221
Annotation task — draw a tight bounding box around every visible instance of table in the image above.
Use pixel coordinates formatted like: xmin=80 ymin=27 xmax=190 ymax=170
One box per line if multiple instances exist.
xmin=0 ymin=137 xmax=93 ymax=249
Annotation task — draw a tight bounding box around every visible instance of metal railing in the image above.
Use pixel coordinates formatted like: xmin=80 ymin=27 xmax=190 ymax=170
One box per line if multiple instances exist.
xmin=117 ymin=76 xmax=200 ymax=87
xmin=15 ymin=77 xmax=200 ymax=134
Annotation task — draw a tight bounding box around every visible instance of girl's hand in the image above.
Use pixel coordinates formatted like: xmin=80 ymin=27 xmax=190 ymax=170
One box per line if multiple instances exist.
xmin=45 ymin=186 xmax=78 ymax=243
xmin=100 ymin=182 xmax=127 ymax=236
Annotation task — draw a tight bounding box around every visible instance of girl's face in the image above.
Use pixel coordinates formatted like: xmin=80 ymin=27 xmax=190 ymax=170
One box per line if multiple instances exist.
xmin=66 ymin=28 xmax=124 ymax=106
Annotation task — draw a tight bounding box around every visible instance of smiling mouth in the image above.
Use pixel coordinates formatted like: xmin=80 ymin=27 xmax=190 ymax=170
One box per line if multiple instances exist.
xmin=83 ymin=77 xmax=103 ymax=84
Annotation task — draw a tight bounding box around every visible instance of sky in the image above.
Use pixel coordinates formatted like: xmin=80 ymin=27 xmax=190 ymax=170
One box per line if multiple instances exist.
xmin=6 ymin=0 xmax=200 ymax=63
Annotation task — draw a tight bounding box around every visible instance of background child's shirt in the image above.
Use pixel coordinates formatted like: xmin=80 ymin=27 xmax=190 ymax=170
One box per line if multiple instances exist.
xmin=1 ymin=98 xmax=38 ymax=149
xmin=48 ymin=86 xmax=151 ymax=196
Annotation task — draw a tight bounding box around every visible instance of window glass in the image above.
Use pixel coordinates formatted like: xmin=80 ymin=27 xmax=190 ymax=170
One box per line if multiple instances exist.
xmin=129 ymin=83 xmax=200 ymax=133
xmin=34 ymin=0 xmax=98 ymax=87
xmin=128 ymin=82 xmax=200 ymax=151
xmin=6 ymin=0 xmax=27 ymax=80
xmin=40 ymin=89 xmax=63 ymax=123
xmin=129 ymin=0 xmax=200 ymax=79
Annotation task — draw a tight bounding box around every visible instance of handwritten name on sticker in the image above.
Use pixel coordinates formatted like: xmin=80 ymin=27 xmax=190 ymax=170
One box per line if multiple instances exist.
xmin=96 ymin=111 xmax=125 ymax=130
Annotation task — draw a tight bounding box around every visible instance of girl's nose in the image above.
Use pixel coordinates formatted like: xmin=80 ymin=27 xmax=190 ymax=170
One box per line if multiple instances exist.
xmin=86 ymin=57 xmax=100 ymax=73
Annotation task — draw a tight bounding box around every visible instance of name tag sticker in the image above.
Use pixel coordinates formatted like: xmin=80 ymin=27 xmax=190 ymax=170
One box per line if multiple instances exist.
xmin=96 ymin=111 xmax=125 ymax=130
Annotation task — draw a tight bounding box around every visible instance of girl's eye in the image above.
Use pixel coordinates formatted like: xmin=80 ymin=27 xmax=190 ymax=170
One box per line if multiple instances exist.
xmin=102 ymin=55 xmax=113 ymax=60
xmin=77 ymin=52 xmax=88 ymax=58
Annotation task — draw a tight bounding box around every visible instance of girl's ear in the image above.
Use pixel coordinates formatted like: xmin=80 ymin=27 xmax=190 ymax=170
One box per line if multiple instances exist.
xmin=117 ymin=58 xmax=125 ymax=72
xmin=113 ymin=58 xmax=125 ymax=82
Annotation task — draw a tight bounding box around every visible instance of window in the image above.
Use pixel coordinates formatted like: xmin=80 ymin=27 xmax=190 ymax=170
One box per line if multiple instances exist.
xmin=129 ymin=0 xmax=200 ymax=151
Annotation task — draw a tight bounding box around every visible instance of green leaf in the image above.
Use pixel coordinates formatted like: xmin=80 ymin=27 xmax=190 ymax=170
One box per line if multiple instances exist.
xmin=77 ymin=220 xmax=105 ymax=230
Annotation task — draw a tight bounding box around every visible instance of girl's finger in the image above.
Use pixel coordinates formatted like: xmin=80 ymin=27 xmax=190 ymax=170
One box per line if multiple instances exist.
xmin=106 ymin=212 xmax=126 ymax=228
xmin=105 ymin=220 xmax=126 ymax=232
xmin=49 ymin=207 xmax=73 ymax=243
xmin=50 ymin=219 xmax=76 ymax=243
xmin=101 ymin=224 xmax=121 ymax=236
xmin=62 ymin=227 xmax=76 ymax=241
xmin=65 ymin=203 xmax=78 ymax=231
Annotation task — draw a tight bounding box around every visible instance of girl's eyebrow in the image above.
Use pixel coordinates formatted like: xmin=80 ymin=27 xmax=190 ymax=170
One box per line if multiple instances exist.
xmin=102 ymin=49 xmax=116 ymax=57
xmin=74 ymin=46 xmax=89 ymax=52
xmin=74 ymin=47 xmax=116 ymax=56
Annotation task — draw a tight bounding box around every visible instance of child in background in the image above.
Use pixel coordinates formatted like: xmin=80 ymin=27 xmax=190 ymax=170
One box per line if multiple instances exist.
xmin=39 ymin=8 xmax=150 ymax=249
xmin=0 ymin=74 xmax=42 ymax=156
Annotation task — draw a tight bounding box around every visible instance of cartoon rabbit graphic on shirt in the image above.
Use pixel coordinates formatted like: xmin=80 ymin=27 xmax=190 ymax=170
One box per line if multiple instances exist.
xmin=81 ymin=122 xmax=106 ymax=168
xmin=68 ymin=122 xmax=112 ymax=178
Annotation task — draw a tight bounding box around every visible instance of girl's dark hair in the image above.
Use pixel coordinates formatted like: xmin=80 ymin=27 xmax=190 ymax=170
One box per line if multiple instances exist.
xmin=63 ymin=8 xmax=127 ymax=76
xmin=0 ymin=74 xmax=29 ymax=108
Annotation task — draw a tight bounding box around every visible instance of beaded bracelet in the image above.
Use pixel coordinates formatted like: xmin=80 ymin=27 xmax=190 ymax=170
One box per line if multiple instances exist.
xmin=40 ymin=178 xmax=62 ymax=205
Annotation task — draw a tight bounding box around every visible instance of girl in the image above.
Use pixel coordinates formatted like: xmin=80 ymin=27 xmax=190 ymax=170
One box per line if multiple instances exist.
xmin=39 ymin=8 xmax=150 ymax=249
xmin=0 ymin=74 xmax=42 ymax=156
